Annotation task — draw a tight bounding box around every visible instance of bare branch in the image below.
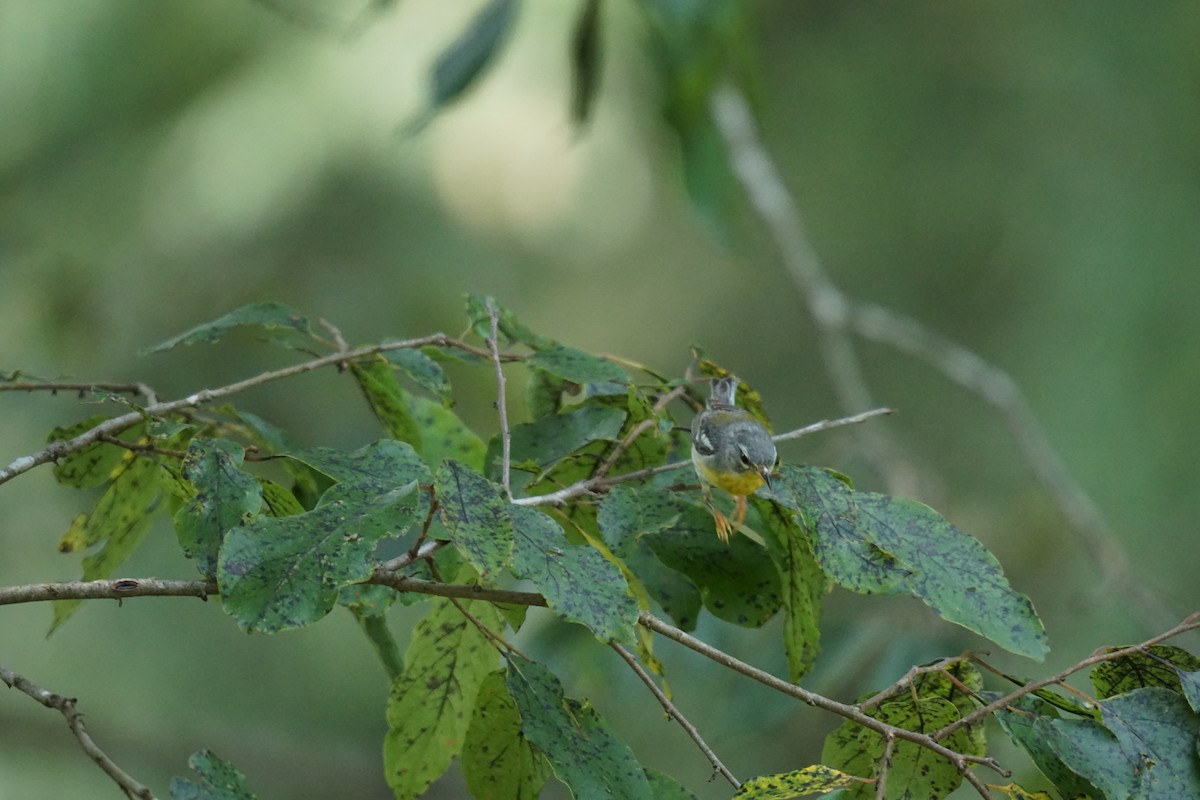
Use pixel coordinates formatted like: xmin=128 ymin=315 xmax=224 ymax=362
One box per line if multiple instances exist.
xmin=512 ymin=407 xmax=892 ymax=508
xmin=0 ymin=577 xmax=213 ymax=606
xmin=1 ymin=664 xmax=158 ymax=799
xmin=874 ymin=733 xmax=895 ymax=800
xmin=610 ymin=642 xmax=740 ymax=789
xmin=0 ymin=380 xmax=157 ymax=403
xmin=485 ymin=299 xmax=514 ymax=501
xmin=0 ymin=334 xmax=517 ymax=487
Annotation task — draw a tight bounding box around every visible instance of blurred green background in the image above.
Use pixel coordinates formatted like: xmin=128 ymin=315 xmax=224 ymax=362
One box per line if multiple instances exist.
xmin=2 ymin=1 xmax=1198 ymax=798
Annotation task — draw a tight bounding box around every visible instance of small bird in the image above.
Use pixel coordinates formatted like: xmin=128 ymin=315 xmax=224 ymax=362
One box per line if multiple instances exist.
xmin=690 ymin=376 xmax=777 ymax=542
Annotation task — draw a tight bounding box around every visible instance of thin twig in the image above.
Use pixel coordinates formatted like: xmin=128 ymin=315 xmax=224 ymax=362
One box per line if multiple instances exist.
xmin=511 ymin=407 xmax=892 ymax=507
xmin=938 ymin=611 xmax=1200 ymax=741
xmin=857 ymin=656 xmax=967 ymax=713
xmin=610 ymin=642 xmax=740 ymax=789
xmin=0 ymin=334 xmax=519 ymax=487
xmin=0 ymin=381 xmax=158 ymax=403
xmin=593 ymin=385 xmax=690 ymax=481
xmin=874 ymin=733 xmax=896 ymax=800
xmin=636 ymin=610 xmax=1007 ymax=795
xmin=1 ymin=664 xmax=158 ymax=800
xmin=486 ymin=299 xmax=514 ymax=500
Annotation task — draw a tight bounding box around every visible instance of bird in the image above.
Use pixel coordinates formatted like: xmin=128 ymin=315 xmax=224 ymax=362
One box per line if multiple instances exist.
xmin=690 ymin=376 xmax=777 ymax=542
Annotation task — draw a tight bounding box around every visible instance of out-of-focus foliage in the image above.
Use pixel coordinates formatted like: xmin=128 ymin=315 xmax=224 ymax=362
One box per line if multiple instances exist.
xmin=3 ymin=1 xmax=1200 ymax=797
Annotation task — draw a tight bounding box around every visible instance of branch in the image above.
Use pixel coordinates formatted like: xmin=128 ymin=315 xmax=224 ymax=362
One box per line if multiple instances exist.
xmin=937 ymin=611 xmax=1200 ymax=741
xmin=635 ymin=611 xmax=1007 ymax=796
xmin=1 ymin=664 xmax=158 ymax=799
xmin=610 ymin=642 xmax=740 ymax=789
xmin=0 ymin=380 xmax=157 ymax=403
xmin=511 ymin=407 xmax=892 ymax=508
xmin=0 ymin=334 xmax=517 ymax=487
xmin=0 ymin=577 xmax=214 ymax=606
xmin=6 ymin=575 xmax=1195 ymax=799
xmin=486 ymin=299 xmax=514 ymax=501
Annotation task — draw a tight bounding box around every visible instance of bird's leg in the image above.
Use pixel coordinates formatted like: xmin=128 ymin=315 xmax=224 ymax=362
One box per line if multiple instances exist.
xmin=732 ymin=495 xmax=748 ymax=529
xmin=701 ymin=484 xmax=734 ymax=544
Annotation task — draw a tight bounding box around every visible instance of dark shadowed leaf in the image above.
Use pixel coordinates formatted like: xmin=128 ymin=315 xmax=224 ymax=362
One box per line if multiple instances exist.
xmin=570 ymin=0 xmax=603 ymax=124
xmin=645 ymin=503 xmax=781 ymax=628
xmin=405 ymin=0 xmax=517 ymax=134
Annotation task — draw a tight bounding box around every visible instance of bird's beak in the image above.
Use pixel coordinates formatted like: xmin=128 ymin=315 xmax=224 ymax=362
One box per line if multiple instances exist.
xmin=760 ymin=466 xmax=774 ymax=490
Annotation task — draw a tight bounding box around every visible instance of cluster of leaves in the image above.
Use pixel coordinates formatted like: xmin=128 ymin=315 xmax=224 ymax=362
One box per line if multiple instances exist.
xmin=28 ymin=297 xmax=1200 ymax=800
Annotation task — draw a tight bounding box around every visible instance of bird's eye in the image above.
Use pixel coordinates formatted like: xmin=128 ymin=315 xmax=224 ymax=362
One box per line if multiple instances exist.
xmin=739 ymin=450 xmax=752 ymax=466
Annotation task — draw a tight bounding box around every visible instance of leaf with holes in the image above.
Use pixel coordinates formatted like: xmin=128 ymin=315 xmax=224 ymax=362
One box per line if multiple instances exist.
xmin=170 ymin=750 xmax=257 ymax=800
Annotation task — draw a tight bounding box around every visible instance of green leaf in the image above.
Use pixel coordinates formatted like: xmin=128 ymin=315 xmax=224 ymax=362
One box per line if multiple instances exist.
xmin=384 ymin=591 xmax=502 ymax=800
xmin=754 ymin=497 xmax=824 ymax=682
xmin=462 ymin=670 xmax=552 ymax=800
xmin=408 ymin=392 xmax=488 ymax=470
xmin=1091 ymin=644 xmax=1200 ymax=700
xmin=822 ymin=693 xmax=970 ymax=800
xmin=384 ymin=346 xmax=452 ymax=404
xmin=508 ymin=504 xmax=638 ymax=643
xmin=645 ymin=503 xmax=781 ymax=628
xmin=258 ymin=478 xmax=306 ymax=517
xmin=598 ymin=486 xmax=700 ymax=630
xmin=1039 ymin=714 xmax=1136 ymax=800
xmin=435 ymin=460 xmax=513 ymax=579
xmin=989 ymin=785 xmax=1057 ymax=800
xmin=645 ymin=769 xmax=698 ymax=800
xmin=505 ymin=656 xmax=654 ymax=800
xmin=501 ymin=403 xmax=626 ymax=492
xmin=170 ymin=750 xmax=257 ymax=800
xmin=145 ymin=302 xmax=313 ymax=353
xmin=174 ymin=438 xmax=264 ymax=579
xmin=526 ymin=345 xmax=629 ymax=386
xmin=466 ymin=294 xmax=554 ymax=348
xmin=281 ymin=440 xmax=430 ymax=494
xmin=405 ymin=0 xmax=517 ymax=134
xmin=775 ymin=465 xmax=1048 ymax=661
xmin=218 ymin=441 xmax=426 ymax=632
xmin=51 ymin=453 xmax=168 ymax=632
xmin=48 ymin=416 xmax=140 ymax=488
xmin=569 ymin=0 xmax=603 ymax=124
xmin=991 ymin=693 xmax=1102 ymax=800
xmin=598 ymin=485 xmax=685 ymax=551
xmin=351 ymin=358 xmax=423 ymax=451
xmin=1094 ymin=687 xmax=1200 ymax=799
xmin=735 ymin=764 xmax=865 ymax=799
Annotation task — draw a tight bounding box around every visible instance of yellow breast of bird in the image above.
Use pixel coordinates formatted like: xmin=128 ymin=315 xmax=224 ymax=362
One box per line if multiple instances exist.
xmin=695 ymin=458 xmax=766 ymax=496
